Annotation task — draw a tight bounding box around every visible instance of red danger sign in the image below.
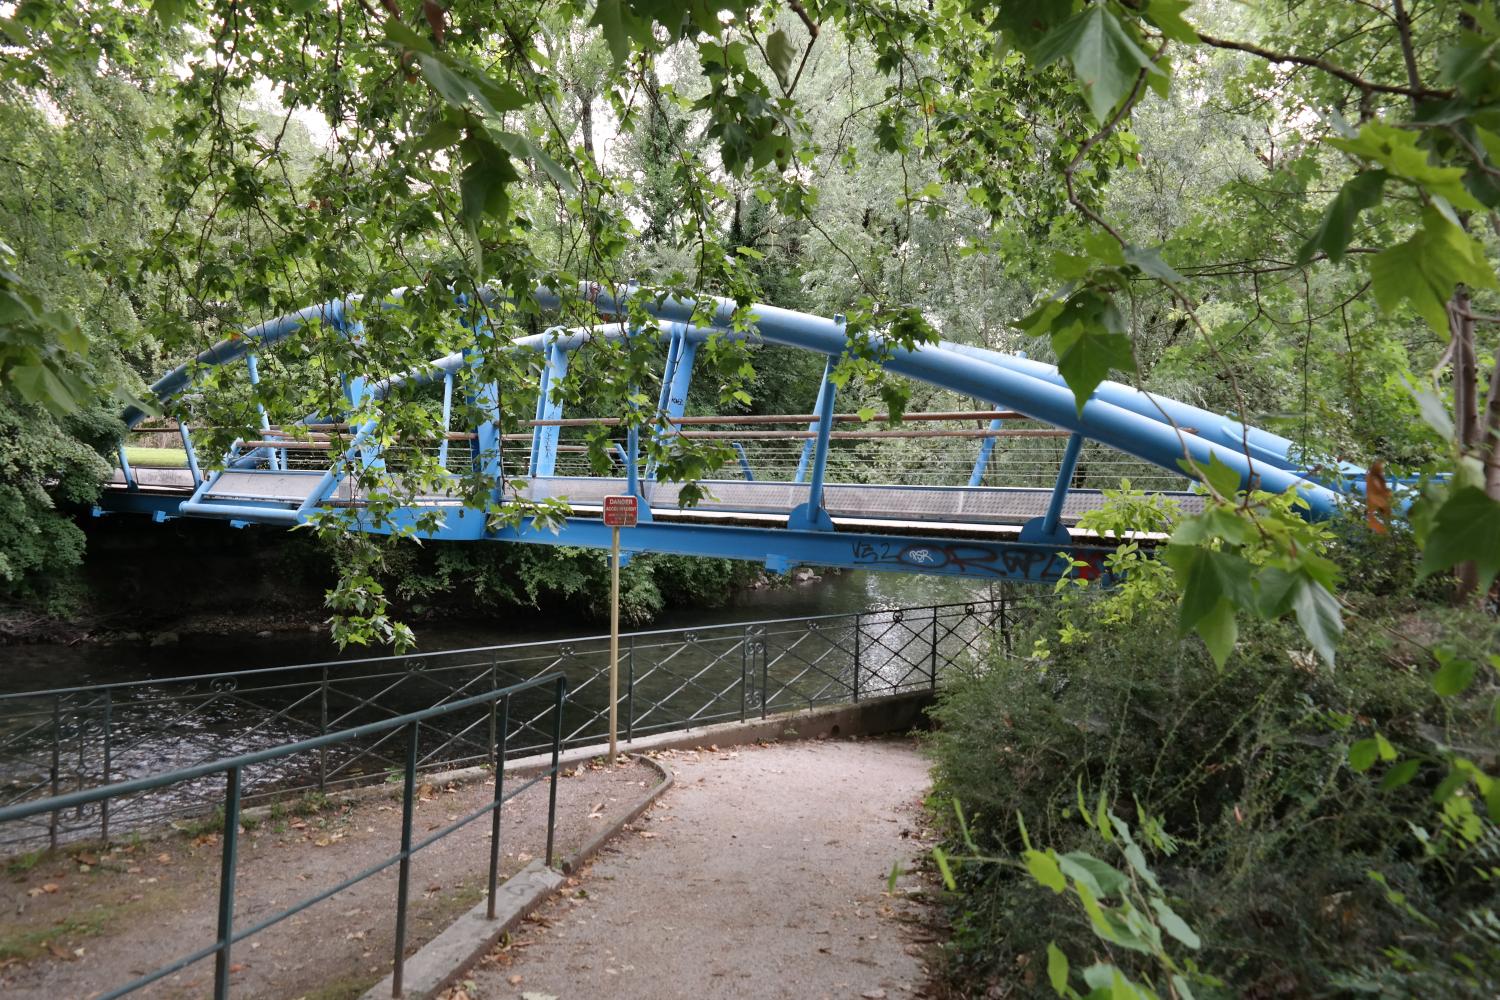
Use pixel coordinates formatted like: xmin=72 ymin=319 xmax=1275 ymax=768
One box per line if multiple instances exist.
xmin=602 ymin=494 xmax=638 ymax=528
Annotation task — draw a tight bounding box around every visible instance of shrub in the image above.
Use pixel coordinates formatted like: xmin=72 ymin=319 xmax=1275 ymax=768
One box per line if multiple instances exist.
xmin=925 ymin=588 xmax=1499 ymax=998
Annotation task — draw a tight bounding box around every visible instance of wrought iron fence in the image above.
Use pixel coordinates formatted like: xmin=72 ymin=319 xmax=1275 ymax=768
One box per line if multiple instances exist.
xmin=0 ymin=672 xmax=566 ymax=999
xmin=0 ymin=598 xmax=1010 ymax=850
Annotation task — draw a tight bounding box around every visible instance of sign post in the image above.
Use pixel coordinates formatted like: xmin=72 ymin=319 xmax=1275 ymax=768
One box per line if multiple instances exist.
xmin=601 ymin=495 xmax=638 ymax=765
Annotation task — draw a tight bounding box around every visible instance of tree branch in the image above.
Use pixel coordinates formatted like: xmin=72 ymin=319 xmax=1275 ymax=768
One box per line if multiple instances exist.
xmin=1196 ymin=31 xmax=1451 ymax=100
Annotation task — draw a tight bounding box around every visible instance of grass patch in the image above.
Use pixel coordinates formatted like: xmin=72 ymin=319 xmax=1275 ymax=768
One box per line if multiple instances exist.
xmin=0 ymin=913 xmax=108 ymax=963
xmin=6 ymin=849 xmax=46 ymax=876
xmin=122 ymin=446 xmax=188 ymax=469
xmin=292 ymin=792 xmax=333 ymax=817
xmin=169 ymin=806 xmax=226 ymax=839
xmin=296 ymin=972 xmax=385 ymax=1000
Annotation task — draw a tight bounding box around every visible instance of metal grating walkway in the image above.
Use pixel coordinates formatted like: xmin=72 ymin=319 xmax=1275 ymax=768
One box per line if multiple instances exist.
xmin=105 ymin=472 xmax=1204 ymax=527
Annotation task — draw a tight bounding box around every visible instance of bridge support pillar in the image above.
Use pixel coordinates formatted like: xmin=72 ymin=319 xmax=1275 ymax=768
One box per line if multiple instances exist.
xmin=1019 ymin=431 xmax=1084 ymax=548
xmin=968 ymin=416 xmax=1005 ymax=487
xmin=787 ymin=337 xmax=840 ymax=533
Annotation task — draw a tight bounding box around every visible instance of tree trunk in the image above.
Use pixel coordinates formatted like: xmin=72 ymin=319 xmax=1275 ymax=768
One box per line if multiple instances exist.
xmin=1451 ymin=287 xmax=1481 ymax=449
xmin=1446 ymin=289 xmax=1483 ymax=600
xmin=578 ymin=89 xmax=595 ymax=163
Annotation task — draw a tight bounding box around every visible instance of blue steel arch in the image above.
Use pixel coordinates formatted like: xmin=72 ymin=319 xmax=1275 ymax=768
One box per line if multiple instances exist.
xmin=106 ymin=285 xmax=1352 ymax=584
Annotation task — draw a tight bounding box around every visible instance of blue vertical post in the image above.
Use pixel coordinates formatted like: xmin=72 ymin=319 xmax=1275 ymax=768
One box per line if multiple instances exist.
xmin=179 ymin=423 xmax=203 ymax=487
xmin=968 ymin=417 xmax=1004 ymax=487
xmin=1020 ymin=431 xmax=1084 ymax=546
xmin=650 ymin=325 xmax=696 ymax=482
xmin=116 ymin=444 xmax=137 ymax=488
xmin=245 ymin=352 xmax=277 ymax=469
xmin=532 ymin=339 xmax=570 ymax=478
xmin=732 ymin=442 xmax=754 ymax=481
xmin=626 ymin=423 xmax=641 ymax=496
xmin=787 ymin=335 xmax=839 ymax=532
xmin=343 ymin=369 xmax=381 ymax=472
xmin=620 ymin=326 xmax=653 ymax=523
xmin=793 ymin=325 xmax=837 ymax=484
xmin=654 ymin=326 xmax=683 ymax=416
xmin=527 ymin=351 xmax=550 ymax=476
xmin=438 ymin=370 xmax=454 ymax=469
xmin=471 ymin=370 xmax=503 ymax=485
xmin=665 ymin=335 xmax=697 ymax=422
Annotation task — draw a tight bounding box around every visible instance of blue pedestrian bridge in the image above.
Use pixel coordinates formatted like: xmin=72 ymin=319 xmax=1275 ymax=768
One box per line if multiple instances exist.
xmin=99 ymin=284 xmax=1355 ymax=584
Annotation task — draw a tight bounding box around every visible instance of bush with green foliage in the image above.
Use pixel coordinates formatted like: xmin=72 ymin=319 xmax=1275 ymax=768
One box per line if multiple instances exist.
xmin=926 ymin=538 xmax=1499 ymax=997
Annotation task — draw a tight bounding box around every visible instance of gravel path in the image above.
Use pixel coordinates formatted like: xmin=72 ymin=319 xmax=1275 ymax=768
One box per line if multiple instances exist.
xmin=460 ymin=737 xmax=939 ymax=1000
xmin=0 ymin=760 xmax=657 ymax=999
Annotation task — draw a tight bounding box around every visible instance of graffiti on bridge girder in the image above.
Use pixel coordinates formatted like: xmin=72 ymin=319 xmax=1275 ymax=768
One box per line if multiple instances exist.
xmin=849 ymin=539 xmax=1105 ymax=582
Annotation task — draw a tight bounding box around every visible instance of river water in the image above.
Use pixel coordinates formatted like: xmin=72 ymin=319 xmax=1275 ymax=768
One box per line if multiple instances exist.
xmin=0 ymin=571 xmax=997 ymax=694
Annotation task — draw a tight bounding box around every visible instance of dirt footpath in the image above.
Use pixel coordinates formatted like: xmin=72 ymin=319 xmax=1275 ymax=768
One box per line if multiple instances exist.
xmin=458 ymin=737 xmax=940 ymax=1000
xmin=0 ymin=759 xmax=658 ymax=1000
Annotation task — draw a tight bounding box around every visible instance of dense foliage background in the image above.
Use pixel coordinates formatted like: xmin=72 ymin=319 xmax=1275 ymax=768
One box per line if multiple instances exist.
xmin=3 ymin=0 xmax=1500 ymax=992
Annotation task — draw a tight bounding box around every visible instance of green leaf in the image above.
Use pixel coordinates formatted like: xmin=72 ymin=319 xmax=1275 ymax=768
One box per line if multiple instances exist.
xmin=1025 ymin=849 xmax=1068 ymax=893
xmin=150 ymin=0 xmax=191 ymax=29
xmin=1433 ymin=650 xmax=1478 ymax=696
xmin=887 ymin=860 xmax=902 ymax=892
xmin=1149 ymin=897 xmax=1202 ymax=949
xmin=1380 ymin=759 xmax=1422 ymax=790
xmin=490 ymin=130 xmax=577 ymax=192
xmin=1075 ymin=883 xmax=1152 ymax=954
xmin=1402 ymin=375 xmax=1455 ymax=440
xmin=8 ymin=363 xmax=83 ymax=414
xmin=1370 ymin=206 xmax=1498 ymax=337
xmin=1039 ymin=291 xmax=1136 ymax=413
xmin=1122 ymin=244 xmax=1183 ymax=282
xmin=1297 ymin=170 xmax=1388 ymax=265
xmin=1143 ymin=0 xmax=1199 ymax=44
xmin=591 ymin=0 xmax=632 ymax=65
xmin=1254 ymin=567 xmax=1300 ymax=617
xmin=1419 ymin=487 xmax=1500 ymax=592
xmin=1329 ymin=122 xmax=1486 ymax=210
xmin=1433 ymin=767 xmax=1468 ymax=803
xmin=1058 ymin=852 xmax=1129 ymax=898
xmin=1047 ymin=942 xmax=1070 ymax=996
xmin=1031 ymin=6 xmax=1162 ymax=123
xmin=1057 ymin=327 xmax=1134 ymax=413
xmin=1291 ymin=574 xmax=1343 ymax=667
xmin=1201 ymin=452 xmax=1243 ymax=500
xmin=932 ymin=845 xmax=957 ymax=890
xmin=416 ymin=55 xmax=527 ymax=119
xmin=1349 ymin=738 xmax=1380 ymax=772
xmin=1195 ymin=597 xmax=1237 ymax=667
xmin=766 ymin=29 xmax=796 ymax=88
xmin=995 ymin=0 xmax=1077 ymax=49
xmin=383 ymin=18 xmax=436 ymax=55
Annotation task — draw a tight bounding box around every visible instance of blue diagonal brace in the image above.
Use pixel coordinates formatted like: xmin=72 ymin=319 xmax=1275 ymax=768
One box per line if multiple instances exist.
xmin=1019 ymin=431 xmax=1084 ymax=547
xmin=787 ymin=332 xmax=840 ymax=532
xmin=968 ymin=417 xmax=1004 ymax=487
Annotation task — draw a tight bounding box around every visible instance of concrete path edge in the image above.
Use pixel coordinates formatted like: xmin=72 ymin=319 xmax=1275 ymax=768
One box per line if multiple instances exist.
xmin=359 ymin=752 xmax=675 ymax=1000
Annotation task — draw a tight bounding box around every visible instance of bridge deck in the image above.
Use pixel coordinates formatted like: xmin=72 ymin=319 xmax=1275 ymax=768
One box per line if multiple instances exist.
xmin=105 ymin=470 xmax=1203 ymax=528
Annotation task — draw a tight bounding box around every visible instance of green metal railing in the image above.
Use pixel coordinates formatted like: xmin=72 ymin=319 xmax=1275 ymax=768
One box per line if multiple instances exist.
xmin=0 ymin=598 xmax=1012 ymax=848
xmin=0 ymin=672 xmax=567 ymax=1000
